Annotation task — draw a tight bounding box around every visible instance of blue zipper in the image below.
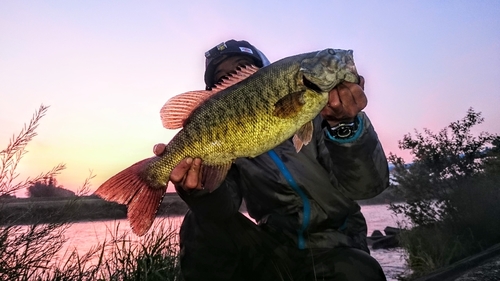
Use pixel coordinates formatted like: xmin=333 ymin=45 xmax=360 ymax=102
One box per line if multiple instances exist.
xmin=267 ymin=149 xmax=310 ymax=249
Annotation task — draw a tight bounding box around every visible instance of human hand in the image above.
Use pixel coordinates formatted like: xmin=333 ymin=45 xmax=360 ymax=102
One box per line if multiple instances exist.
xmin=153 ymin=143 xmax=203 ymax=192
xmin=320 ymin=76 xmax=367 ymax=127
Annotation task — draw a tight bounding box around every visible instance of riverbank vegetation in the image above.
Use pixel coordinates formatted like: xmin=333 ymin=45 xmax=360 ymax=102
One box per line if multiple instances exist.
xmin=3 ymin=105 xmax=499 ymax=280
xmin=1 ymin=106 xmax=183 ymax=280
xmin=389 ymin=108 xmax=500 ymax=280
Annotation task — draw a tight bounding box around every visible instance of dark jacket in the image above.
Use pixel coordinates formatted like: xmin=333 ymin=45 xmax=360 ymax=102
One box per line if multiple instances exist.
xmin=177 ymin=112 xmax=389 ymax=251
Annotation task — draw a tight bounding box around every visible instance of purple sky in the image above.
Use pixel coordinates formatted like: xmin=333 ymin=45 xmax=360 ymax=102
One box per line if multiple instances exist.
xmin=1 ymin=1 xmax=499 ymax=195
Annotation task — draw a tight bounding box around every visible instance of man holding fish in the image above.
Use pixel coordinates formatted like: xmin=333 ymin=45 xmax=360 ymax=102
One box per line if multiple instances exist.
xmin=154 ymin=40 xmax=388 ymax=280
xmin=97 ymin=39 xmax=389 ymax=280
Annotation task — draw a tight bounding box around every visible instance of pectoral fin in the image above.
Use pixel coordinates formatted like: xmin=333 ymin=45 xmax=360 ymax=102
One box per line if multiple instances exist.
xmin=273 ymin=91 xmax=305 ymax=118
xmin=292 ymin=121 xmax=314 ymax=152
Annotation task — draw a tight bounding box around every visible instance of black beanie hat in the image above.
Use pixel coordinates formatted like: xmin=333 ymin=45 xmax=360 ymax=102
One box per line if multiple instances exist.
xmin=204 ymin=39 xmax=265 ymax=88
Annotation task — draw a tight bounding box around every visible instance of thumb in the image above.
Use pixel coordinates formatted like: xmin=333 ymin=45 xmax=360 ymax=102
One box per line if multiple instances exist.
xmin=153 ymin=143 xmax=166 ymax=156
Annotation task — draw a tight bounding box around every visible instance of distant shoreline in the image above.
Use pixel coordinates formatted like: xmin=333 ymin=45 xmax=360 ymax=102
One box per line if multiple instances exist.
xmin=0 ymin=192 xmax=397 ymax=226
xmin=0 ymin=193 xmax=188 ymax=226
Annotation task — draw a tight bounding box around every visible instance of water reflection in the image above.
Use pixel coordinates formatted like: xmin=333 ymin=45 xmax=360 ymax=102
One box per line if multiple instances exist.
xmin=58 ymin=204 xmax=406 ymax=280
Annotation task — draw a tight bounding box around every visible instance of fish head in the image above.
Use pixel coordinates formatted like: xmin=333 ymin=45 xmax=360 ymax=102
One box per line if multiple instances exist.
xmin=299 ymin=48 xmax=359 ymax=92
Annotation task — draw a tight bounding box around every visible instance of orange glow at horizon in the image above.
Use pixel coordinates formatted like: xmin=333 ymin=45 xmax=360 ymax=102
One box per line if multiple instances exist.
xmin=2 ymin=1 xmax=499 ymax=198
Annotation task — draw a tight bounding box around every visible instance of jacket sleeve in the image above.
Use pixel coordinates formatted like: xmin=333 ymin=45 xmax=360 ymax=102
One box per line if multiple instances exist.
xmin=322 ymin=112 xmax=389 ymax=200
xmin=175 ymin=165 xmax=243 ymax=221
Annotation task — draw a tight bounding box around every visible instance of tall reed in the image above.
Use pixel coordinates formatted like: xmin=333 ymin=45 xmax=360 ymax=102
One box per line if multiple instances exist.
xmin=1 ymin=105 xmax=182 ymax=280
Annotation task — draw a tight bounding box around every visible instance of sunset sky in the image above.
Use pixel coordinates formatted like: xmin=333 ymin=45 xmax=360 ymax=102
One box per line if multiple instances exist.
xmin=1 ymin=1 xmax=499 ymax=196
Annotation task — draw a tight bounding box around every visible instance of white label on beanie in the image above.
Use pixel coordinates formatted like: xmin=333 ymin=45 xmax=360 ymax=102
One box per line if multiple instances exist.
xmin=239 ymin=47 xmax=253 ymax=54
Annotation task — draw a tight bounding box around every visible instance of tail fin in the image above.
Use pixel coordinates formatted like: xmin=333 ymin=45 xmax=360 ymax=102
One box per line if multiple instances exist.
xmin=95 ymin=158 xmax=167 ymax=236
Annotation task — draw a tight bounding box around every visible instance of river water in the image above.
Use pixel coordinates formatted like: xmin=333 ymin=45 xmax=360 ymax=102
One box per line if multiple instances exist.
xmin=59 ymin=204 xmax=406 ymax=280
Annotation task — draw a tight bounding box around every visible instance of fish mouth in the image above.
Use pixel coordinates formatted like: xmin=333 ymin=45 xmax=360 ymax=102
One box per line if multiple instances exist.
xmin=300 ymin=67 xmax=337 ymax=93
xmin=302 ymin=76 xmax=323 ymax=93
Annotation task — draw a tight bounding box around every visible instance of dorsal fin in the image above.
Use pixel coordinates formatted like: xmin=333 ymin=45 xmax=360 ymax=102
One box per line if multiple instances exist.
xmin=160 ymin=90 xmax=213 ymax=129
xmin=160 ymin=65 xmax=259 ymax=129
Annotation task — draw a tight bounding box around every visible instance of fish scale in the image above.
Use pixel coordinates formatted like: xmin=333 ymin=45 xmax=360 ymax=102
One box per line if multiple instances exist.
xmin=95 ymin=48 xmax=359 ymax=236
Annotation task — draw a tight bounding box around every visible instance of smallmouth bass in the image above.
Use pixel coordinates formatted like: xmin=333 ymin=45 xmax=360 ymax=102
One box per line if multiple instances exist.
xmin=95 ymin=48 xmax=359 ymax=235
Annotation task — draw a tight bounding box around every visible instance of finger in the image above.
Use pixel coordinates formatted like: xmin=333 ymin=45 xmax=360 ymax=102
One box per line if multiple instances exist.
xmin=153 ymin=143 xmax=166 ymax=156
xmin=341 ymin=80 xmax=368 ymax=113
xmin=170 ymin=157 xmax=193 ymax=185
xmin=183 ymin=158 xmax=203 ymax=190
xmin=326 ymin=88 xmax=342 ymax=113
xmin=348 ymin=82 xmax=368 ymax=111
xmin=196 ymin=160 xmax=203 ymax=189
xmin=325 ymin=83 xmax=355 ymax=121
xmin=356 ymin=76 xmax=368 ymax=109
xmin=337 ymin=83 xmax=356 ymax=111
xmin=358 ymin=75 xmax=365 ymax=90
xmin=321 ymin=87 xmax=344 ymax=122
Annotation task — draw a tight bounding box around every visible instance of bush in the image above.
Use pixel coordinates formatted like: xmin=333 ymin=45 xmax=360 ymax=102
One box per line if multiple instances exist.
xmin=446 ymin=173 xmax=500 ymax=247
xmin=388 ymin=108 xmax=500 ymax=279
xmin=27 ymin=179 xmax=76 ymax=198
